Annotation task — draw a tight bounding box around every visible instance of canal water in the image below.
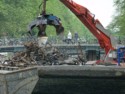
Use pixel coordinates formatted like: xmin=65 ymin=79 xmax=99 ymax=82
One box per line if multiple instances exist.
xmin=32 ymin=77 xmax=125 ymax=94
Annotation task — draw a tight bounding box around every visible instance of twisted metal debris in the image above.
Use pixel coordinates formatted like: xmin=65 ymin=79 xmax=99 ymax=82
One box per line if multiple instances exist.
xmin=1 ymin=41 xmax=87 ymax=68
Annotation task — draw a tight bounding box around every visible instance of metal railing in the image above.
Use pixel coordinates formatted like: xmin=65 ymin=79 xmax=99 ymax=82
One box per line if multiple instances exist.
xmin=0 ymin=36 xmax=99 ymax=46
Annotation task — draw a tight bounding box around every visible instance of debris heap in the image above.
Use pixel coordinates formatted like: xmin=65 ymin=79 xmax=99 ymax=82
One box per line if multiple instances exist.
xmin=1 ymin=41 xmax=87 ymax=68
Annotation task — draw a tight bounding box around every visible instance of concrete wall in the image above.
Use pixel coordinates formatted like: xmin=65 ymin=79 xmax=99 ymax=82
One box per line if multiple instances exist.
xmin=0 ymin=67 xmax=38 ymax=94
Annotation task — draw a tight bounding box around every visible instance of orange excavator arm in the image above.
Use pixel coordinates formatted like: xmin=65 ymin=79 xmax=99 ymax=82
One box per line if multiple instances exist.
xmin=60 ymin=0 xmax=115 ymax=55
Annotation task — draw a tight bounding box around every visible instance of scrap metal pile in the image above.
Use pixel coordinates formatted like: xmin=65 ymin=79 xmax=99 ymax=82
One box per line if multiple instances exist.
xmin=1 ymin=41 xmax=86 ymax=67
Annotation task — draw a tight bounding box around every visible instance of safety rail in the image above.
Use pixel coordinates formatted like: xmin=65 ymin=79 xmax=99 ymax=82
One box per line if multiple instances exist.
xmin=0 ymin=36 xmax=99 ymax=46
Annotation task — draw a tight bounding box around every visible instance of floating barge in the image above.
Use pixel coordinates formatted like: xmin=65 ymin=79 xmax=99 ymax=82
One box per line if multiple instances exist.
xmin=32 ymin=65 xmax=125 ymax=94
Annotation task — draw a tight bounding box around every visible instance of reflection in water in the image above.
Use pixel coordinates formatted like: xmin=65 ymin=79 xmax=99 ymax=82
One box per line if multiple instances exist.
xmin=32 ymin=77 xmax=125 ymax=94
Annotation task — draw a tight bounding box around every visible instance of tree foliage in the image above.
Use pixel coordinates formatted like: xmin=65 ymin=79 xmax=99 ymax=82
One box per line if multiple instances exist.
xmin=0 ymin=0 xmax=40 ymax=37
xmin=108 ymin=0 xmax=125 ymax=36
xmin=0 ymin=0 xmax=94 ymax=39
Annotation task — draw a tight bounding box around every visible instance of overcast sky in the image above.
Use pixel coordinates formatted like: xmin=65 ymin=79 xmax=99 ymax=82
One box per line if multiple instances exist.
xmin=73 ymin=0 xmax=115 ymax=27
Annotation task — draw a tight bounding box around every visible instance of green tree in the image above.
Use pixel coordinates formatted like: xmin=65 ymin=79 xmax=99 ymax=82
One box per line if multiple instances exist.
xmin=0 ymin=0 xmax=94 ymax=40
xmin=108 ymin=0 xmax=125 ymax=36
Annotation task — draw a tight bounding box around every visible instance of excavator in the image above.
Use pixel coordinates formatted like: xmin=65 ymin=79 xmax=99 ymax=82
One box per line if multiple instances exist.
xmin=28 ymin=0 xmax=124 ymax=65
xmin=60 ymin=0 xmax=125 ymax=66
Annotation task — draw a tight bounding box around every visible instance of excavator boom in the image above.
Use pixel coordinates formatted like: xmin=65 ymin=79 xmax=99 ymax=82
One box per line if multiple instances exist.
xmin=60 ymin=0 xmax=115 ymax=54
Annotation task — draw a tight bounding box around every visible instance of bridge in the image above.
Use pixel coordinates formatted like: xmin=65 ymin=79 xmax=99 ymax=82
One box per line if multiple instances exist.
xmin=0 ymin=44 xmax=104 ymax=60
xmin=0 ymin=44 xmax=101 ymax=52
